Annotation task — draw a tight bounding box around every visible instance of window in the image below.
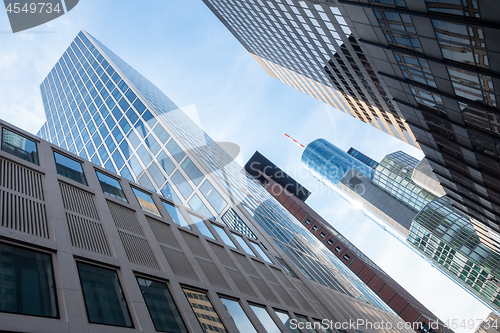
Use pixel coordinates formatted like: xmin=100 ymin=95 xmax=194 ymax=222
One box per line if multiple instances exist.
xmin=96 ymin=170 xmax=127 ymax=202
xmin=274 ymin=310 xmax=300 ymax=333
xmin=335 ymin=246 xmax=342 ymax=253
xmin=181 ymin=157 xmax=204 ymax=185
xmin=221 ymin=208 xmax=257 ymax=240
xmin=189 ymin=213 xmax=214 ymax=239
xmin=136 ymin=277 xmax=187 ymax=333
xmin=162 ymin=201 xmax=190 ymax=229
xmin=1 ymin=128 xmax=39 ymax=164
xmin=54 ymin=151 xmax=87 ymax=185
xmin=0 ymin=242 xmax=58 ymax=318
xmin=212 ymin=224 xmax=236 ymax=248
xmin=327 ymin=239 xmax=333 ymax=246
xmin=171 ymin=170 xmax=193 ymax=199
xmin=132 ymin=187 xmax=161 ymax=217
xmin=77 ymin=262 xmax=133 ymax=327
xmin=200 ymin=180 xmax=226 ymax=214
xmin=304 ymin=219 xmax=311 ymax=225
xmin=189 ymin=194 xmax=213 ymax=218
xmin=166 ymin=139 xmax=185 ymax=162
xmin=249 ymin=304 xmax=281 ymax=333
xmin=312 ymin=226 xmax=318 ymax=231
xmin=320 ymin=232 xmax=325 ymax=238
xmin=220 ymin=298 xmax=257 ymax=333
xmin=161 ymin=182 xmax=181 ymax=204
xmin=343 ymin=254 xmax=351 ymax=261
xmin=183 ymin=288 xmax=227 ymax=333
xmin=275 ymin=257 xmax=298 ymax=278
xmin=233 ymin=234 xmax=256 ymax=256
xmin=249 ymin=242 xmax=273 ymax=264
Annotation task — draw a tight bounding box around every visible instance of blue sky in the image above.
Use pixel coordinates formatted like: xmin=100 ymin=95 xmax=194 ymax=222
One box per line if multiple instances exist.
xmin=0 ymin=0 xmax=490 ymax=330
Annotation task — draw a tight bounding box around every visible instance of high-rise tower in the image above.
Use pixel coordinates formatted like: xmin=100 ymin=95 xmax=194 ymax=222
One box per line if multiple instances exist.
xmin=202 ymin=0 xmax=419 ymax=147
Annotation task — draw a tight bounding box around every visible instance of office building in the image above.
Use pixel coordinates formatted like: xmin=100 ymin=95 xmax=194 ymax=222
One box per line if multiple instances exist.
xmin=299 ymin=137 xmax=500 ymax=313
xmin=245 ymin=151 xmax=451 ymax=333
xmin=4 ymin=30 xmax=419 ymax=332
xmin=202 ymin=0 xmax=419 ymax=147
xmin=203 ymin=0 xmax=500 ymax=263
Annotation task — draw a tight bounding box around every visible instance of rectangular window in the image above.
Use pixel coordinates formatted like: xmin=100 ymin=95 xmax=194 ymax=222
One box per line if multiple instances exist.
xmin=304 ymin=219 xmax=311 ymax=225
xmin=136 ymin=277 xmax=187 ymax=333
xmin=183 ymin=288 xmax=227 ymax=333
xmin=181 ymin=157 xmax=204 ymax=185
xmin=249 ymin=304 xmax=281 ymax=333
xmin=132 ymin=187 xmax=161 ymax=217
xmin=96 ymin=170 xmax=127 ymax=202
xmin=77 ymin=262 xmax=133 ymax=327
xmin=1 ymin=128 xmax=39 ymax=165
xmin=189 ymin=194 xmax=213 ymax=218
xmin=189 ymin=213 xmax=214 ymax=239
xmin=200 ymin=180 xmax=226 ymax=214
xmin=274 ymin=310 xmax=300 ymax=333
xmin=160 ymin=182 xmax=181 ymax=204
xmin=0 ymin=242 xmax=58 ymax=318
xmin=327 ymin=239 xmax=333 ymax=246
xmin=166 ymin=139 xmax=185 ymax=162
xmin=212 ymin=224 xmax=236 ymax=248
xmin=312 ymin=226 xmax=318 ymax=231
xmin=319 ymin=232 xmax=325 ymax=238
xmin=221 ymin=208 xmax=257 ymax=240
xmin=171 ymin=170 xmax=193 ymax=199
xmin=249 ymin=242 xmax=273 ymax=264
xmin=220 ymin=298 xmax=257 ymax=333
xmin=162 ymin=201 xmax=190 ymax=229
xmin=54 ymin=151 xmax=88 ymax=185
xmin=233 ymin=234 xmax=256 ymax=256
xmin=335 ymin=246 xmax=342 ymax=253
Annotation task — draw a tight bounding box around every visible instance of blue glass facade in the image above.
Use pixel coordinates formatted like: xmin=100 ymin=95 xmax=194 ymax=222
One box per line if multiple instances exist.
xmin=37 ymin=31 xmax=391 ymax=312
xmin=301 ymin=138 xmax=374 ymax=186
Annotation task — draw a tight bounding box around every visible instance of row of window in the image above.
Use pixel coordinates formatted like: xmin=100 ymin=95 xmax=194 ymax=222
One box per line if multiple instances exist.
xmin=305 ymin=219 xmax=352 ymax=263
xmin=0 ymin=241 xmax=328 ymax=332
xmin=0 ymin=126 xmax=272 ymax=264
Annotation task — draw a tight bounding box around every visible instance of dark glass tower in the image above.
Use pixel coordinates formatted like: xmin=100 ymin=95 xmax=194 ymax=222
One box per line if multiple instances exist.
xmin=202 ymin=0 xmax=419 ymax=147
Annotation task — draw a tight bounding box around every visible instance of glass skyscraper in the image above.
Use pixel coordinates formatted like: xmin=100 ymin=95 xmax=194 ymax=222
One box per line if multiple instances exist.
xmin=302 ymin=138 xmax=374 ymax=186
xmin=37 ymin=30 xmax=390 ymax=311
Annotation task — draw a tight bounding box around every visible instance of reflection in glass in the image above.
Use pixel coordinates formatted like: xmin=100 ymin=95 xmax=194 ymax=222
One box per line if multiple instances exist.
xmin=250 ymin=242 xmax=273 ymax=264
xmin=274 ymin=311 xmax=300 ymax=333
xmin=220 ymin=298 xmax=257 ymax=333
xmin=166 ymin=139 xmax=185 ymax=162
xmin=162 ymin=201 xmax=190 ymax=229
xmin=181 ymin=157 xmax=204 ymax=185
xmin=183 ymin=288 xmax=227 ymax=333
xmin=96 ymin=170 xmax=127 ymax=202
xmin=132 ymin=187 xmax=161 ymax=217
xmin=232 ymin=234 xmax=256 ymax=256
xmin=212 ymin=224 xmax=236 ymax=248
xmin=200 ymin=180 xmax=226 ymax=214
xmin=0 ymin=242 xmax=58 ymax=318
xmin=1 ymin=128 xmax=39 ymax=164
xmin=54 ymin=151 xmax=87 ymax=185
xmin=189 ymin=214 xmax=215 ymax=239
xmin=136 ymin=277 xmax=187 ymax=333
xmin=171 ymin=170 xmax=193 ymax=199
xmin=77 ymin=262 xmax=133 ymax=327
xmin=189 ymin=194 xmax=213 ymax=218
xmin=161 ymin=182 xmax=182 ymax=204
xmin=249 ymin=305 xmax=280 ymax=333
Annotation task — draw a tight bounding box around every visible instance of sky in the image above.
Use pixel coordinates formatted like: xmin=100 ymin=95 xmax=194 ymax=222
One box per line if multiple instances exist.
xmin=0 ymin=1 xmax=491 ymax=331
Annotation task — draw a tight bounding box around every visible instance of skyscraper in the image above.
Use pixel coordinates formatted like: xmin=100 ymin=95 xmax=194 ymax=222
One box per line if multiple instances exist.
xmin=299 ymin=137 xmax=500 ymax=314
xmin=245 ymin=150 xmax=452 ymax=333
xmin=27 ymin=30 xmax=418 ymax=330
xmin=338 ymin=0 xmax=500 ymax=247
xmin=201 ymin=0 xmax=419 ymax=147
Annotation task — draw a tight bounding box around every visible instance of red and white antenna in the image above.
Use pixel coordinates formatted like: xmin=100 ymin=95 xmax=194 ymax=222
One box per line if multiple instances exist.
xmin=285 ymin=133 xmax=305 ymax=149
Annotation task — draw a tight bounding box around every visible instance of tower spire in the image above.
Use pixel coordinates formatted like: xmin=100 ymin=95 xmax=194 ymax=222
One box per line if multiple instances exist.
xmin=285 ymin=133 xmax=305 ymax=149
